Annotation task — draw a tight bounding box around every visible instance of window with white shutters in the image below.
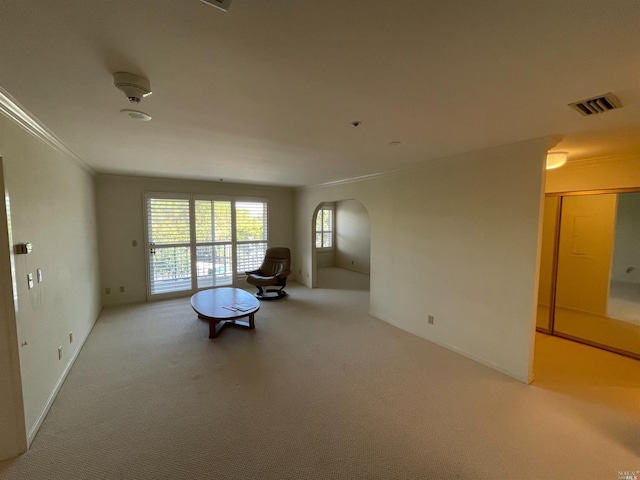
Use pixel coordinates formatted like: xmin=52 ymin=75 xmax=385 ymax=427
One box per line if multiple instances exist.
xmin=195 ymin=198 xmax=233 ymax=288
xmin=235 ymin=200 xmax=268 ymax=274
xmin=144 ymin=193 xmax=269 ymax=298
xmin=146 ymin=195 xmax=192 ymax=296
xmin=315 ymin=205 xmax=334 ymax=249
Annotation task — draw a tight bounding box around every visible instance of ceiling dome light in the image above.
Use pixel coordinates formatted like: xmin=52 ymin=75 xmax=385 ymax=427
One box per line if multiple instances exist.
xmin=546 ymin=152 xmax=567 ymax=170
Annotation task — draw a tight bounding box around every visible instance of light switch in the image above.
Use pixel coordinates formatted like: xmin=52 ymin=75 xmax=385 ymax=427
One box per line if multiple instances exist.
xmin=27 ymin=273 xmax=34 ymax=289
xmin=37 ymin=268 xmax=43 ymax=283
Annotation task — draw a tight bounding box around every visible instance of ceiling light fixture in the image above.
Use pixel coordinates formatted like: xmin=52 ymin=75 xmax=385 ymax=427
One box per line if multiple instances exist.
xmin=388 ymin=141 xmax=401 ymax=146
xmin=546 ymin=152 xmax=567 ymax=170
xmin=120 ymin=109 xmax=152 ymax=121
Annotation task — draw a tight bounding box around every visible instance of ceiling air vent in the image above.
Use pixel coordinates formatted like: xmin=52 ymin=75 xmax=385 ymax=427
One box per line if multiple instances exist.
xmin=199 ymin=0 xmax=232 ymax=12
xmin=568 ymin=93 xmax=622 ymax=116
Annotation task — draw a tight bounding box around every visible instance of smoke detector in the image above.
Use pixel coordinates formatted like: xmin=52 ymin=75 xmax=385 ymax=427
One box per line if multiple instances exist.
xmin=113 ymin=72 xmax=152 ymax=104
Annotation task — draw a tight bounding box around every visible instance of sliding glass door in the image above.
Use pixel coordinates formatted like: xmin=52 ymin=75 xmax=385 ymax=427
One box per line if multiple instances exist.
xmin=145 ymin=193 xmax=268 ymax=300
xmin=195 ymin=198 xmax=233 ymax=288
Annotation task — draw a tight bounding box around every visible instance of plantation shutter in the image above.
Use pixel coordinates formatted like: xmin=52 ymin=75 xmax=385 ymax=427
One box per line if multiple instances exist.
xmin=195 ymin=198 xmax=233 ymax=288
xmin=235 ymin=200 xmax=268 ymax=274
xmin=146 ymin=196 xmax=192 ymax=295
xmin=315 ymin=206 xmax=333 ymax=248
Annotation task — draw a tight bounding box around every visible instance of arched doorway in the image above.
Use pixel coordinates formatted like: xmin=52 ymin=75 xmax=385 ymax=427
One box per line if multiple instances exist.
xmin=311 ymin=199 xmax=370 ymax=290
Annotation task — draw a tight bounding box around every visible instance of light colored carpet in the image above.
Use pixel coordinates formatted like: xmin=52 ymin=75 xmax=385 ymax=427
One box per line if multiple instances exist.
xmin=1 ymin=268 xmax=638 ymax=479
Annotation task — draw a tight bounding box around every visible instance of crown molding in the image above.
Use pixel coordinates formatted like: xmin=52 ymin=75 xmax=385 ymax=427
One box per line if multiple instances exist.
xmin=297 ymin=171 xmax=391 ymax=191
xmin=0 ymin=87 xmax=94 ymax=174
xmin=567 ymin=153 xmax=640 ymax=167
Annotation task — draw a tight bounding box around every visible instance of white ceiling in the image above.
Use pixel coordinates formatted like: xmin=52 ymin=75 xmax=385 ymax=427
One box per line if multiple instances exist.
xmin=0 ymin=1 xmax=639 ymax=187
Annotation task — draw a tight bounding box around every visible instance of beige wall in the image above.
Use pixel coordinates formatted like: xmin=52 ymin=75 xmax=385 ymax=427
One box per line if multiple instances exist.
xmin=316 ymin=250 xmax=335 ymax=267
xmin=335 ymin=200 xmax=370 ymax=274
xmin=295 ymin=138 xmax=549 ymax=383
xmin=0 ymin=114 xmax=101 ymax=455
xmin=96 ymin=174 xmax=295 ymax=305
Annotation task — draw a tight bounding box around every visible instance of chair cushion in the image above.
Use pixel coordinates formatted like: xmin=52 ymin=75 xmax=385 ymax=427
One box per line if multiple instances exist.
xmin=247 ymin=274 xmax=281 ymax=287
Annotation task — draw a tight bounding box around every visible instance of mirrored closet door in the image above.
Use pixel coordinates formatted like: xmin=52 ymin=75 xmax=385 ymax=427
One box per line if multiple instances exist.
xmin=537 ymin=191 xmax=640 ymax=359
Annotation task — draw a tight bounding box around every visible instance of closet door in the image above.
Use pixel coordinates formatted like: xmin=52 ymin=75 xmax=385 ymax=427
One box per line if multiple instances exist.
xmin=553 ymin=193 xmax=640 ymax=357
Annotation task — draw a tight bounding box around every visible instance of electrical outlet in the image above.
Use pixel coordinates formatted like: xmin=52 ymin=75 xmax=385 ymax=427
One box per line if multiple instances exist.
xmin=119 ymin=286 xmax=125 ymax=293
xmin=58 ymin=346 xmax=62 ymax=360
xmin=105 ymin=287 xmax=111 ymax=295
xmin=27 ymin=273 xmax=34 ymax=289
xmin=69 ymin=331 xmax=73 ymax=343
xmin=37 ymin=268 xmax=43 ymax=283
xmin=428 ymin=315 xmax=434 ymax=325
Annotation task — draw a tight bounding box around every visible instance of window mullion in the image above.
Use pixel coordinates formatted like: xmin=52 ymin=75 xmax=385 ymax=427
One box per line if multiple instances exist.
xmin=189 ymin=195 xmax=197 ymax=292
xmin=231 ymin=200 xmax=238 ymax=286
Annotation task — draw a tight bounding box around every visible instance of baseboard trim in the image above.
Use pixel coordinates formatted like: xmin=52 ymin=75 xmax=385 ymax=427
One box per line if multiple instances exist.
xmin=335 ymin=265 xmax=370 ymax=275
xmin=370 ymin=309 xmax=530 ymax=384
xmin=26 ymin=311 xmax=100 ymax=446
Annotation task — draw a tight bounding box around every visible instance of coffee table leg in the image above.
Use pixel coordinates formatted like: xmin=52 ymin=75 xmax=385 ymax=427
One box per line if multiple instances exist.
xmin=207 ymin=314 xmax=255 ymax=338
xmin=209 ymin=320 xmax=215 ymax=338
xmin=210 ymin=319 xmax=226 ymax=338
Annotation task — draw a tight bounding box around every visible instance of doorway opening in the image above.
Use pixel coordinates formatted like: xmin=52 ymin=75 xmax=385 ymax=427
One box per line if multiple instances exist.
xmin=311 ymin=199 xmax=370 ymax=291
xmin=536 ymin=189 xmax=640 ymax=359
xmin=533 ymin=189 xmax=640 ymax=418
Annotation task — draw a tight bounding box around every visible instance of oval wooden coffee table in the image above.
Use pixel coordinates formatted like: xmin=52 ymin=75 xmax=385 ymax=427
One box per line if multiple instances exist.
xmin=191 ymin=288 xmax=260 ymax=338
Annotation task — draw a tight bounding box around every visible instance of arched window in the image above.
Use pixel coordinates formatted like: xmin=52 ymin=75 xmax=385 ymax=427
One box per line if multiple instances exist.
xmin=315 ymin=204 xmax=334 ymax=249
